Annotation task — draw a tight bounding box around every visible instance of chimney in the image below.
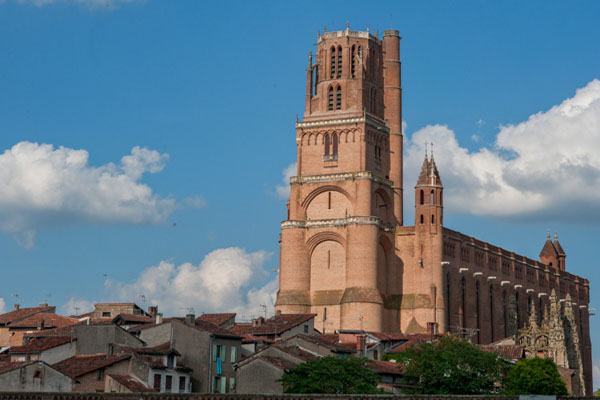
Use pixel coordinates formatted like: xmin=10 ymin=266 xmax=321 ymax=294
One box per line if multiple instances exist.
xmin=155 ymin=313 xmax=163 ymax=325
xmin=185 ymin=313 xmax=195 ymax=325
xmin=37 ymin=319 xmax=45 ymax=330
xmin=38 ymin=303 xmax=48 ymax=308
xmin=276 ymin=309 xmax=282 ymax=317
xmin=148 ymin=306 xmax=158 ymax=318
xmin=427 ymin=322 xmax=438 ymax=339
xmin=252 ymin=316 xmax=265 ymax=327
xmin=14 ymin=304 xmax=20 ymax=311
xmin=356 ymin=335 xmax=367 ymax=356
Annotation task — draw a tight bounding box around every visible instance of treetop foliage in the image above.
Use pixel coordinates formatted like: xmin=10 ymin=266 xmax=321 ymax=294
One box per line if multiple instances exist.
xmin=279 ymin=356 xmax=379 ymax=394
xmin=503 ymin=357 xmax=568 ymax=395
xmin=385 ymin=335 xmax=507 ymax=394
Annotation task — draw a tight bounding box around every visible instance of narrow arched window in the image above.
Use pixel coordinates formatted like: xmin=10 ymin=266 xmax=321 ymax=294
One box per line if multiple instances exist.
xmin=332 ymin=133 xmax=338 ymax=156
xmin=516 ymin=291 xmax=521 ymax=329
xmin=446 ymin=272 xmax=451 ymax=329
xmin=336 ymin=86 xmax=341 ymax=110
xmin=489 ymin=285 xmax=494 ymax=342
xmin=313 ymin=65 xmax=318 ymax=96
xmin=503 ymin=290 xmax=508 ymax=338
xmin=324 ymin=134 xmax=330 ymax=156
xmin=337 ymin=46 xmax=342 ymax=77
xmin=431 ymin=214 xmax=435 ymax=224
xmin=420 ymin=190 xmax=424 ymax=205
xmin=461 ymin=277 xmax=466 ymax=329
xmin=330 ymin=47 xmax=336 ymax=78
xmin=351 ymin=45 xmax=356 ymax=77
xmin=430 ymin=190 xmax=435 ymax=204
xmin=328 ymin=87 xmax=334 ymax=110
xmin=420 ymin=214 xmax=424 ymax=224
xmin=475 ymin=281 xmax=480 ymax=343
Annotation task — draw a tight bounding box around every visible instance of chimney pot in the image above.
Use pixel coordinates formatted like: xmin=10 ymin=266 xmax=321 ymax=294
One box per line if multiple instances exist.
xmin=185 ymin=313 xmax=195 ymax=325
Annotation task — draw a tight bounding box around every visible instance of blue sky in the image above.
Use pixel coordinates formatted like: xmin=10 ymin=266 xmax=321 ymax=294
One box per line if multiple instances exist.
xmin=1 ymin=0 xmax=599 ymax=387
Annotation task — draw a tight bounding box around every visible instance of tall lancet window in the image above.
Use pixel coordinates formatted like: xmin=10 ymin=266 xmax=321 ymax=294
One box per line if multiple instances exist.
xmin=330 ymin=47 xmax=336 ymax=78
xmin=336 ymin=86 xmax=342 ymax=109
xmin=328 ymin=87 xmax=334 ymax=110
xmin=337 ymin=46 xmax=342 ymax=77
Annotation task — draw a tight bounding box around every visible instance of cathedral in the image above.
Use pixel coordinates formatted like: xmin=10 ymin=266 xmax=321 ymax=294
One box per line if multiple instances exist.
xmin=274 ymin=26 xmax=592 ymax=393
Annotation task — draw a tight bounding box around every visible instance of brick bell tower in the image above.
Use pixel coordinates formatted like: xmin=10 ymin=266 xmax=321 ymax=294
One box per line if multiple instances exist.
xmin=275 ymin=26 xmax=403 ymax=333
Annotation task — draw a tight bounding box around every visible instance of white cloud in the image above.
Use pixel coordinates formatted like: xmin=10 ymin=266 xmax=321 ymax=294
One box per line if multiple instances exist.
xmin=405 ymin=79 xmax=600 ymax=222
xmin=60 ymin=297 xmax=94 ymax=316
xmin=276 ymin=163 xmax=297 ymax=200
xmin=14 ymin=0 xmax=141 ymax=9
xmin=0 ymin=142 xmax=174 ymax=247
xmin=184 ymin=196 xmax=207 ymax=209
xmin=105 ymin=247 xmax=276 ymax=318
xmin=0 ymin=298 xmax=5 ymax=314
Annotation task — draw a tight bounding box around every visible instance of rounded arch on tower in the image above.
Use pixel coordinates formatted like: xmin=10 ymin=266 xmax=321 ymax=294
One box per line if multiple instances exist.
xmin=306 ymin=231 xmax=346 ymax=256
xmin=373 ymin=188 xmax=391 ymax=221
xmin=302 ymin=185 xmax=354 ymax=219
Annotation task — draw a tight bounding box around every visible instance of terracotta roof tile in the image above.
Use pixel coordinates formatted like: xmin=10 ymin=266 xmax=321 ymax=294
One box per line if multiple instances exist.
xmin=231 ymin=314 xmax=315 ymax=336
xmin=127 ymin=317 xmax=183 ymax=332
xmin=0 ymin=361 xmax=30 ymax=374
xmin=116 ymin=342 xmax=180 ymax=356
xmin=258 ymin=355 xmax=297 ymax=370
xmin=193 ymin=320 xmax=241 ymax=339
xmin=10 ymin=336 xmax=76 ymax=354
xmin=271 ymin=344 xmax=316 ymax=362
xmin=108 ymin=374 xmax=156 ymax=392
xmin=367 ymin=360 xmax=404 ymax=375
xmin=196 ymin=313 xmax=236 ymax=326
xmin=53 ymin=354 xmax=131 ymax=378
xmin=289 ymin=334 xmax=356 ymax=353
xmin=479 ymin=344 xmax=524 ymax=360
xmin=112 ymin=313 xmax=152 ymax=324
xmin=9 ymin=313 xmax=79 ymax=329
xmin=0 ymin=306 xmax=55 ymax=325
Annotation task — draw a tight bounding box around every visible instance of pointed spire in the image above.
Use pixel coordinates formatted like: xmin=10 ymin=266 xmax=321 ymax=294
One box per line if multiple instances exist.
xmin=416 ymin=144 xmax=442 ymax=187
xmin=346 ymin=21 xmax=349 ymax=30
xmin=308 ymin=51 xmax=312 ymax=68
xmin=553 ymin=232 xmax=566 ymax=256
xmin=539 ymin=230 xmax=558 ymax=260
xmin=528 ymin=297 xmax=538 ymax=326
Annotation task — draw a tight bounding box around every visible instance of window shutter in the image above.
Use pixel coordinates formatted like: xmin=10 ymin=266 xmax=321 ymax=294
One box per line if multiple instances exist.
xmin=230 ymin=346 xmax=236 ymax=363
xmin=229 ymin=377 xmax=236 ymax=393
xmin=212 ymin=344 xmax=217 ymax=361
xmin=220 ymin=376 xmax=227 ymax=393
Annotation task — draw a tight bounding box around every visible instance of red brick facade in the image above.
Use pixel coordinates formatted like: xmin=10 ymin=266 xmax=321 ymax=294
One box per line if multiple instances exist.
xmin=275 ymin=26 xmax=592 ymax=394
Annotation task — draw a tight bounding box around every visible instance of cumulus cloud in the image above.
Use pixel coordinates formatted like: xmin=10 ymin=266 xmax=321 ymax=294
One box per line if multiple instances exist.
xmin=276 ymin=163 xmax=297 ymax=200
xmin=0 ymin=298 xmax=5 ymax=314
xmin=184 ymin=196 xmax=207 ymax=209
xmin=105 ymin=247 xmax=276 ymax=318
xmin=405 ymin=79 xmax=600 ymax=222
xmin=0 ymin=142 xmax=174 ymax=247
xmin=60 ymin=297 xmax=94 ymax=316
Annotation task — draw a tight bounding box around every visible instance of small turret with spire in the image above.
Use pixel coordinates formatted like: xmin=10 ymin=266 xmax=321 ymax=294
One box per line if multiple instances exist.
xmin=415 ymin=143 xmax=443 ymax=228
xmin=539 ymin=230 xmax=566 ymax=271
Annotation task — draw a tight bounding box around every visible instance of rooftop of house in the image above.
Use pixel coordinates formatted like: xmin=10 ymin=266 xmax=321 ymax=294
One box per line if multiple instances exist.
xmin=0 ymin=361 xmax=30 ymax=374
xmin=258 ymin=355 xmax=297 ymax=370
xmin=286 ymin=333 xmax=356 ymax=353
xmin=53 ymin=354 xmax=131 ymax=378
xmin=112 ymin=313 xmax=152 ymax=324
xmin=10 ymin=336 xmax=76 ymax=354
xmin=366 ymin=360 xmax=404 ymax=376
xmin=9 ymin=313 xmax=79 ymax=329
xmin=479 ymin=344 xmax=525 ymax=361
xmin=0 ymin=305 xmax=56 ymax=326
xmin=115 ymin=342 xmax=179 ymax=356
xmin=108 ymin=374 xmax=156 ymax=392
xmin=231 ymin=314 xmax=316 ymax=336
xmin=196 ymin=313 xmax=236 ymax=326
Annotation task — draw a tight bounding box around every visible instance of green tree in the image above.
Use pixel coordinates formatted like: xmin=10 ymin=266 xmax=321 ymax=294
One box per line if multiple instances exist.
xmin=279 ymin=356 xmax=379 ymax=394
xmin=385 ymin=335 xmax=507 ymax=394
xmin=504 ymin=357 xmax=568 ymax=395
